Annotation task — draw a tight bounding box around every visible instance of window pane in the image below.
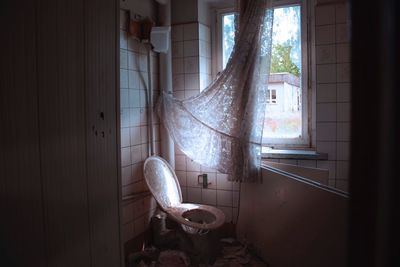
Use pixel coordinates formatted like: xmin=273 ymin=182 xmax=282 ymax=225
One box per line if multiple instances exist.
xmin=222 ymin=14 xmax=235 ymax=69
xmin=263 ymin=5 xmax=302 ymax=139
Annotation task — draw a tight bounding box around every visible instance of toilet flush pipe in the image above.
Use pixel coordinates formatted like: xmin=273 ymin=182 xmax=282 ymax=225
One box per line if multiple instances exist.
xmin=156 ymin=0 xmax=175 ymax=168
xmin=147 ymin=43 xmax=155 ymax=156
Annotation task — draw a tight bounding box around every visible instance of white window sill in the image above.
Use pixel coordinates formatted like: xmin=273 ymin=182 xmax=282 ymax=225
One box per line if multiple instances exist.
xmin=262 ymin=148 xmax=328 ymax=160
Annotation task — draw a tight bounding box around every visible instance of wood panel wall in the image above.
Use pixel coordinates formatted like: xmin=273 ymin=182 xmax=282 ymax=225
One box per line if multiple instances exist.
xmin=0 ymin=0 xmax=121 ymax=266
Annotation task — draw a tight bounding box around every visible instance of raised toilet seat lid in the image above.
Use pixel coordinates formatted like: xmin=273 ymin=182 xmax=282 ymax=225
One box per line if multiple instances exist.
xmin=143 ymin=156 xmax=225 ymax=229
xmin=144 ymin=156 xmax=182 ymax=210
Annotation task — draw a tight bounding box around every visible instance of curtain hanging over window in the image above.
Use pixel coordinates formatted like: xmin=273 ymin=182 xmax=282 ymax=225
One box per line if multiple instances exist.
xmin=157 ymin=0 xmax=274 ymax=182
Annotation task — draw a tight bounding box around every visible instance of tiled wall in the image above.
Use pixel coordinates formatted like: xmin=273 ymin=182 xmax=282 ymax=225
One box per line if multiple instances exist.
xmin=266 ymin=1 xmax=351 ymax=193
xmin=119 ymin=10 xmax=158 ymax=243
xmin=171 ymin=22 xmax=240 ymax=223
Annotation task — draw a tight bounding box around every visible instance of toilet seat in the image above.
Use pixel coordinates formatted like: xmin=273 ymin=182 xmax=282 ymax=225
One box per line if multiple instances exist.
xmin=144 ymin=156 xmax=225 ymax=231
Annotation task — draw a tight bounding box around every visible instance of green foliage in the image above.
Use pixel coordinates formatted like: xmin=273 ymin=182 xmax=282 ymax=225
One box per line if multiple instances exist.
xmin=270 ymin=44 xmax=300 ymax=77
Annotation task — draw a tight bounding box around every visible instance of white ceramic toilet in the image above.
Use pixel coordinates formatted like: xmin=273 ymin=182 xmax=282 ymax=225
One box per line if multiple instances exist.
xmin=144 ymin=156 xmax=225 ymax=234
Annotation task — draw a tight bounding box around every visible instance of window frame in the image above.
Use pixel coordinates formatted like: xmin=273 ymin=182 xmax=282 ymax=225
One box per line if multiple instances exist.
xmin=214 ymin=7 xmax=237 ymax=76
xmin=213 ymin=0 xmax=314 ymax=150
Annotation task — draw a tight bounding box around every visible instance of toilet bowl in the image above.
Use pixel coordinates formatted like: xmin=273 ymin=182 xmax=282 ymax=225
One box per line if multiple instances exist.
xmin=144 ymin=156 xmax=225 ymax=234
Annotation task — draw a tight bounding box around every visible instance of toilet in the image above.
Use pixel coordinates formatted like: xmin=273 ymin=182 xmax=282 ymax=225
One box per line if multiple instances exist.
xmin=144 ymin=156 xmax=225 ymax=234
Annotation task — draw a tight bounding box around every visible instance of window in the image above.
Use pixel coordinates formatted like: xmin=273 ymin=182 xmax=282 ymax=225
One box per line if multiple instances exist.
xmin=216 ymin=0 xmax=311 ymax=148
xmin=222 ymin=13 xmax=236 ymax=69
xmin=267 ymin=89 xmax=277 ymax=104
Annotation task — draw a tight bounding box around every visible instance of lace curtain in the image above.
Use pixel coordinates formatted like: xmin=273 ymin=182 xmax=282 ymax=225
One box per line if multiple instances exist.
xmin=157 ymin=0 xmax=274 ymax=182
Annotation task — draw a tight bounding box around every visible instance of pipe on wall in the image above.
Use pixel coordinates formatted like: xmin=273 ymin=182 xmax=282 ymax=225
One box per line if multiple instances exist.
xmin=157 ymin=0 xmax=175 ymax=167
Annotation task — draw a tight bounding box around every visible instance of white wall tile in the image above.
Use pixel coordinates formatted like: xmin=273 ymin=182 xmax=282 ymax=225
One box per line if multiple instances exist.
xmin=317 ymin=64 xmax=336 ymax=83
xmin=184 ymin=57 xmax=199 ymax=73
xmin=130 ymin=145 xmax=142 ymax=164
xmin=199 ymin=40 xmax=211 ymax=58
xmin=140 ymin=108 xmax=147 ymax=126
xmin=337 ymin=142 xmax=350 ymax=160
xmin=120 ymin=49 xmax=128 ymax=69
xmin=128 ymin=51 xmax=138 ymax=70
xmin=183 ymin=23 xmax=199 ymax=40
xmin=336 ymin=43 xmax=350 ymax=63
xmin=139 ymin=54 xmax=147 ymax=72
xmin=217 ymin=190 xmax=232 ymax=207
xmin=184 ymin=74 xmax=200 ymax=90
xmin=317 ymin=83 xmax=336 ymax=103
xmin=316 ymin=45 xmax=336 ymax=64
xmin=199 ymin=23 xmax=211 ymax=42
xmin=205 ymin=172 xmax=216 ymax=189
xmin=217 ymin=173 xmax=232 ymax=190
xmin=128 ymin=38 xmax=140 ymax=53
xmin=315 ymin=5 xmax=335 ymax=25
xmin=129 ymin=89 xmax=140 ymax=108
xmin=336 ymin=161 xmax=349 ymax=179
xmin=122 ymin=166 xmax=132 ymax=186
xmin=172 ymin=41 xmax=184 ymax=58
xmin=173 ymin=74 xmax=185 ymax=91
xmin=120 ymin=69 xmax=128 ymax=88
xmin=130 ymin=126 xmax=141 ymax=146
xmin=141 ymin=143 xmax=149 ymax=160
xmin=121 ymin=127 xmax=130 ymax=147
xmin=131 ymin=163 xmax=143 ymax=182
xmin=186 ymin=157 xmax=201 ymax=171
xmin=175 ymin=155 xmax=186 ymax=171
xmin=120 ymin=10 xmax=128 ymax=30
xmin=172 ymin=58 xmax=184 ymax=74
xmin=172 ymin=25 xmax=184 ymax=41
xmin=121 ymin=147 xmax=131 ymax=167
xmin=337 ymin=122 xmax=350 ymax=141
xmin=336 ymin=23 xmax=350 ymax=43
xmin=120 ymin=30 xmax=128 ymax=49
xmin=337 ymin=102 xmax=351 ymax=122
xmin=128 ymin=70 xmax=140 ymax=89
xmin=186 ymin=171 xmax=201 ymax=187
xmin=317 ymin=122 xmax=337 ymax=141
xmin=335 ymin=4 xmax=347 ymax=23
xmin=337 ymin=83 xmax=351 ymax=102
xmin=200 ymin=74 xmax=210 ymax=91
xmin=139 ymin=90 xmax=147 ymax=107
xmin=337 ymin=63 xmax=351 ymax=83
xmin=201 ymin=165 xmax=216 ymax=173
xmin=317 ymin=103 xmax=337 ymax=122
xmin=316 ymin=25 xmax=336 ymax=45
xmin=120 ymin=108 xmax=130 ymax=127
xmin=140 ymin=125 xmax=148 ymax=143
xmin=120 ymin=89 xmax=129 ymax=108
xmin=232 ymin=181 xmax=240 ymax=191
xmin=202 ymin=189 xmax=217 ymax=205
xmin=187 ymin=187 xmax=202 ymax=203
xmin=232 ymin=192 xmax=239 ymax=208
xmin=184 ymin=40 xmax=199 ymax=57
xmin=176 ymin=170 xmax=187 ymax=186
xmin=129 ymin=108 xmax=140 ymax=127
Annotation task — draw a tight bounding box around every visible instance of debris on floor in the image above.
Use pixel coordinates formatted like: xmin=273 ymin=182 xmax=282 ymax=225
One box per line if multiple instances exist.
xmin=127 ymin=238 xmax=268 ymax=267
xmin=127 ymin=211 xmax=267 ymax=266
